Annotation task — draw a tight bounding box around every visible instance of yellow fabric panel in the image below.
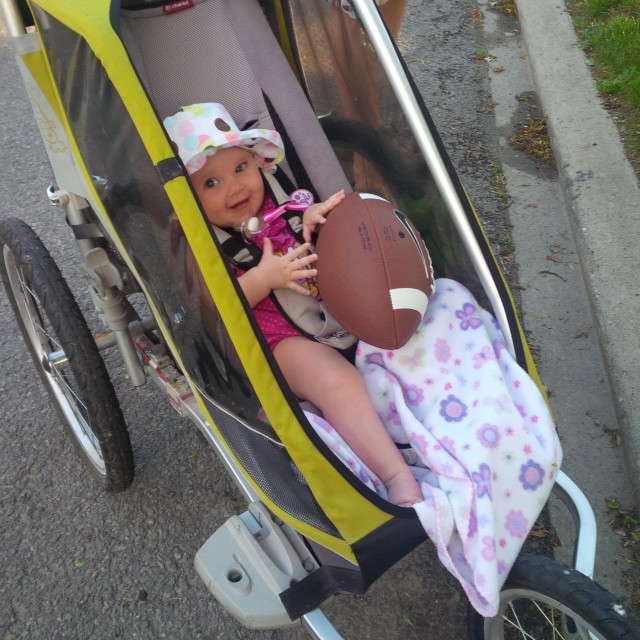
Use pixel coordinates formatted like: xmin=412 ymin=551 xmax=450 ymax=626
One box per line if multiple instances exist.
xmin=20 ymin=50 xmax=63 ymax=124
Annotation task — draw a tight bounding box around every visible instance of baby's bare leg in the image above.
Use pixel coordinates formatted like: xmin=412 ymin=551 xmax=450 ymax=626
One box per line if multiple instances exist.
xmin=274 ymin=336 xmax=421 ymax=507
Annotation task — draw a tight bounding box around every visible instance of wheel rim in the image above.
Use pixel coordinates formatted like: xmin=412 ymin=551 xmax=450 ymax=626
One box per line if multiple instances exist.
xmin=3 ymin=244 xmax=106 ymax=475
xmin=486 ymin=586 xmax=602 ymax=640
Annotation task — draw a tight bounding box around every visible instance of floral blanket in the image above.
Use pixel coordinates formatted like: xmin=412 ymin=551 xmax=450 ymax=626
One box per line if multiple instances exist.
xmin=304 ymin=278 xmax=562 ymax=616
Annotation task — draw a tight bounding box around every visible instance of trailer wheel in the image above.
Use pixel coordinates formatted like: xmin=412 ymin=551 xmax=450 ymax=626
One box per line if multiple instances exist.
xmin=0 ymin=218 xmax=134 ymax=492
xmin=468 ymin=553 xmax=640 ymax=639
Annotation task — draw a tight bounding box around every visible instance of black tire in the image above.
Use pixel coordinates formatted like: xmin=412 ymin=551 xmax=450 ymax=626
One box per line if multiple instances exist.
xmin=468 ymin=553 xmax=640 ymax=639
xmin=320 ymin=115 xmax=425 ymax=202
xmin=0 ymin=217 xmax=134 ymax=492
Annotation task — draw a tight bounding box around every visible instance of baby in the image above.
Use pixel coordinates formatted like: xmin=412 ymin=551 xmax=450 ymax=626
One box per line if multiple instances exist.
xmin=164 ymin=103 xmax=422 ymax=507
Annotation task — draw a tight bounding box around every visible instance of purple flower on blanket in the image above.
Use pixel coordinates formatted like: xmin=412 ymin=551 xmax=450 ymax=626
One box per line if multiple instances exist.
xmin=519 ymin=459 xmax=545 ymax=491
xmin=477 ymin=423 xmax=501 ymax=450
xmin=472 ymin=463 xmax=492 ymax=500
xmin=440 ymin=395 xmax=468 ymax=422
xmin=473 ymin=346 xmax=497 ymax=369
xmin=364 ymin=352 xmax=385 ymax=367
xmin=505 ymin=509 xmax=529 ymax=538
xmin=456 ymin=302 xmax=483 ymax=330
xmin=434 ymin=338 xmax=451 ymax=363
xmin=534 ymin=432 xmax=548 ymax=449
xmin=403 ymin=384 xmax=424 ymax=406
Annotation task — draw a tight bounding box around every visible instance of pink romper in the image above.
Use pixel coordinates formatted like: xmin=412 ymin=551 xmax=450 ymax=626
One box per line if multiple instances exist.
xmin=231 ymin=198 xmax=318 ymax=350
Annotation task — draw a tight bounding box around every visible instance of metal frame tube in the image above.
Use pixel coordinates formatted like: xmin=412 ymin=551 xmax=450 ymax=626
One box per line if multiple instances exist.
xmin=0 ymin=0 xmax=25 ymax=37
xmin=351 ymin=0 xmax=516 ymax=356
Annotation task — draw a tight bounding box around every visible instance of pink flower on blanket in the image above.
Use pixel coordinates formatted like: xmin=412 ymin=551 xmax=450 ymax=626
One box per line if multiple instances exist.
xmin=468 ymin=510 xmax=478 ymax=537
xmin=410 ymin=433 xmax=429 ymax=456
xmin=481 ymin=536 xmax=496 ymax=561
xmin=456 ymin=302 xmax=483 ymax=330
xmin=386 ymin=403 xmax=401 ymax=426
xmin=505 ymin=509 xmax=529 ymax=538
xmin=519 ymin=459 xmax=545 ymax=491
xmin=434 ymin=436 xmax=456 ymax=457
xmin=473 ymin=346 xmax=497 ymax=368
xmin=434 ymin=338 xmax=451 ymax=362
xmin=477 ymin=423 xmax=501 ymax=450
xmin=439 ymin=394 xmax=468 ymax=422
xmin=492 ymin=338 xmax=506 ymax=356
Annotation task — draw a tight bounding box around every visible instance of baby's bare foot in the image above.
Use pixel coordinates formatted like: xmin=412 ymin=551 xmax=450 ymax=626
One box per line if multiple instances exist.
xmin=385 ymin=468 xmax=422 ymax=507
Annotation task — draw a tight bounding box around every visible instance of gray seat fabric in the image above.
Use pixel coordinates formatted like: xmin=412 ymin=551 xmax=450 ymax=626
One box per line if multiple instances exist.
xmin=119 ymin=0 xmax=349 ymax=198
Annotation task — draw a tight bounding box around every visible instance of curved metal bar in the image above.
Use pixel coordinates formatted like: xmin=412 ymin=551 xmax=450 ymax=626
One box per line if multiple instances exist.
xmin=350 ymin=0 xmax=516 ymax=357
xmin=553 ymin=470 xmax=597 ymax=579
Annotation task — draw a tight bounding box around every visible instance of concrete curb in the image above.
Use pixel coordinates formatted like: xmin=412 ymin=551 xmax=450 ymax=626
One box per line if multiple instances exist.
xmin=514 ymin=0 xmax=640 ymax=507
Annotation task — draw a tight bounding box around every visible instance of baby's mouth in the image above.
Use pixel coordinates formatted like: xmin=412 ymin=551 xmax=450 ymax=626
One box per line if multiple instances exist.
xmin=230 ymin=198 xmax=250 ymax=211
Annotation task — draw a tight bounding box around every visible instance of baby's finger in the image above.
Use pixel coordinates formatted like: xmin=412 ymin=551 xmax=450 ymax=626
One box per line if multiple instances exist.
xmin=296 ymin=252 xmax=318 ymax=268
xmin=288 ymin=242 xmax=312 ymax=260
xmin=292 ymin=267 xmax=317 ymax=280
xmin=287 ymin=281 xmax=312 ymax=295
xmin=326 ymin=190 xmax=346 ymax=208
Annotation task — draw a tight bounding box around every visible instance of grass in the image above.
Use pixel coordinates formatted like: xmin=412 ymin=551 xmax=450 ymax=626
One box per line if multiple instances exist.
xmin=567 ymin=0 xmax=640 ymax=171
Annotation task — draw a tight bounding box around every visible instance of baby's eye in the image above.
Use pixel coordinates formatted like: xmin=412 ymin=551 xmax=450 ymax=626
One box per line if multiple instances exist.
xmin=205 ymin=177 xmax=219 ymax=188
xmin=235 ymin=162 xmax=248 ymax=174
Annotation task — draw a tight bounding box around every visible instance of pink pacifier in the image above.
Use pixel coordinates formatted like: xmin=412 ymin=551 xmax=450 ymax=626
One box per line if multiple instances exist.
xmin=241 ymin=189 xmax=314 ymax=239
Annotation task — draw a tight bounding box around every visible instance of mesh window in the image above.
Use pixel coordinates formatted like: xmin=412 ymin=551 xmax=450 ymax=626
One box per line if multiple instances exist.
xmin=32 ymin=6 xmax=343 ymax=542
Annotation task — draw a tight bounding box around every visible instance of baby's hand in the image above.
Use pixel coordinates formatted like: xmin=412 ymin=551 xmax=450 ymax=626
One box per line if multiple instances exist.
xmin=256 ymin=237 xmax=318 ymax=295
xmin=302 ymin=189 xmax=346 ymax=243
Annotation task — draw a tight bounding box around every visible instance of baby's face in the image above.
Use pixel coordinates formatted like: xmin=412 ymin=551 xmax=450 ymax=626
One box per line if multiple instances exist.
xmin=190 ymin=146 xmax=265 ymax=229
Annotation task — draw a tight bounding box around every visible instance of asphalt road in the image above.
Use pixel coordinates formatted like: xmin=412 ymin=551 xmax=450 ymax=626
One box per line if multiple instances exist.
xmin=0 ymin=1 xmax=635 ymax=639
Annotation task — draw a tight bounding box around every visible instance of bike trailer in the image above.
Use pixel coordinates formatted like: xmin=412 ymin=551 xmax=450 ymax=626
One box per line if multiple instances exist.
xmin=2 ymin=0 xmax=636 ymax=637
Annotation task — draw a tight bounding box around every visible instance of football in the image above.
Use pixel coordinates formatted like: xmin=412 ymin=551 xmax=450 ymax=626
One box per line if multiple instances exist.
xmin=315 ymin=192 xmax=435 ymax=350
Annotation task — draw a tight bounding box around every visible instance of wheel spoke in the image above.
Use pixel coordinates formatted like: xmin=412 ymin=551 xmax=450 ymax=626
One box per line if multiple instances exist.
xmin=503 ymin=602 xmax=533 ymax=639
xmin=487 ymin=586 xmax=612 ymax=640
xmin=503 ymin=599 xmax=570 ymax=639
xmin=1 ymin=219 xmax=134 ymax=491
xmin=6 ymin=254 xmax=104 ymax=469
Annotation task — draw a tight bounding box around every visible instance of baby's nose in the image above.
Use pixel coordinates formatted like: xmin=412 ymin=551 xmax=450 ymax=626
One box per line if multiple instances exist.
xmin=228 ymin=175 xmax=245 ymax=193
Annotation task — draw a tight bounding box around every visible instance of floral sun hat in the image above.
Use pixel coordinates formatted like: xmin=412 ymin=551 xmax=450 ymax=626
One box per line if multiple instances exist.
xmin=163 ymin=102 xmax=285 ymax=175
